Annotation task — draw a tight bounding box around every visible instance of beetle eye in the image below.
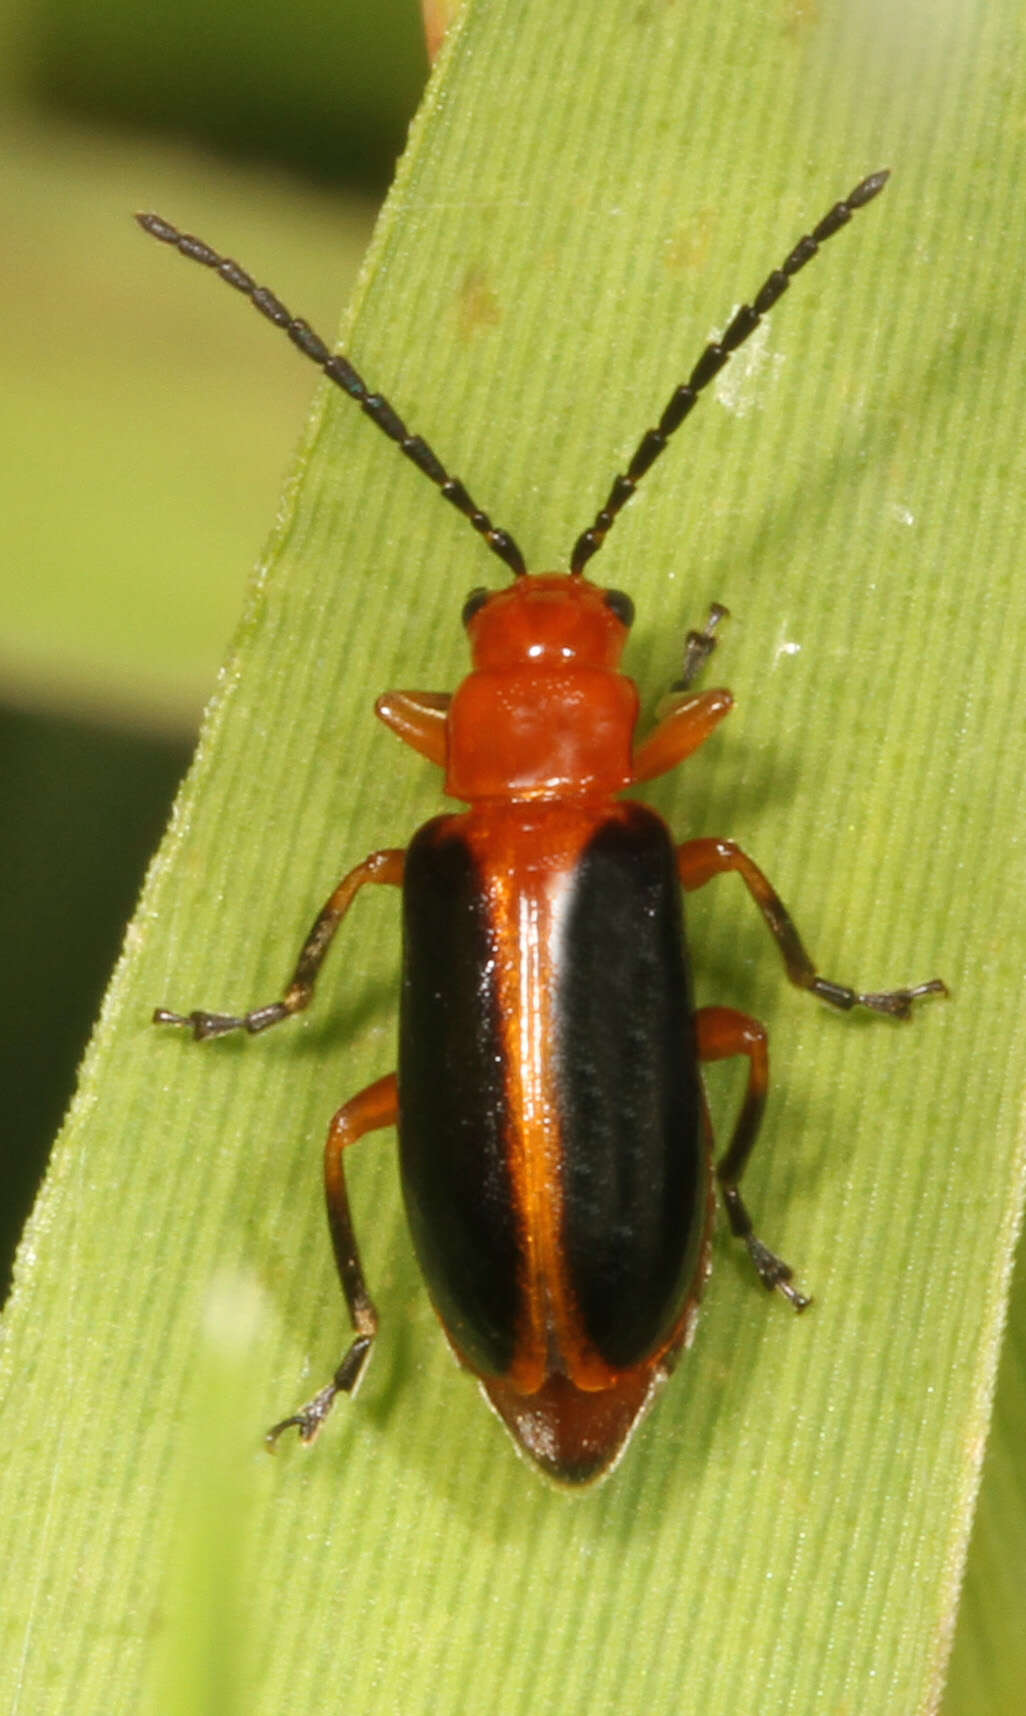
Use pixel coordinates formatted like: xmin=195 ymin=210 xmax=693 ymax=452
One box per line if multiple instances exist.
xmin=461 ymin=587 xmax=489 ymax=627
xmin=603 ymin=588 xmax=635 ymax=628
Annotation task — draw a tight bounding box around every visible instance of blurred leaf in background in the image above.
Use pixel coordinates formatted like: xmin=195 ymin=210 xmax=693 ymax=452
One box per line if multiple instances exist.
xmin=18 ymin=0 xmax=427 ymax=187
xmin=0 ymin=0 xmax=428 ymax=1289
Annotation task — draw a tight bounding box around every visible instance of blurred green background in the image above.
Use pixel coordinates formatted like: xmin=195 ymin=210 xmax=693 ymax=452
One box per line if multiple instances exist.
xmin=0 ymin=0 xmax=429 ymax=1294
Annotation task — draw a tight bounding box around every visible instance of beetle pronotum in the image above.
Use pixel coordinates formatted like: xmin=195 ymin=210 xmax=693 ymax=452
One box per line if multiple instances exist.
xmin=144 ymin=171 xmax=945 ymax=1483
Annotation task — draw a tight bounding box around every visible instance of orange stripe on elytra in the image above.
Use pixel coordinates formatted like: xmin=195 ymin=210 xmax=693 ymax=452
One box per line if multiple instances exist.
xmin=463 ymin=802 xmax=634 ymax=1395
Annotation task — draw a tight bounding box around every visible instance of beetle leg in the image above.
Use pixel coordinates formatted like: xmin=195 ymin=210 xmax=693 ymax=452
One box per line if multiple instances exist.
xmin=679 ymin=838 xmax=947 ymax=1018
xmin=154 ymin=848 xmax=405 ymax=1038
xmin=696 ymin=1005 xmax=809 ymax=1310
xmin=633 ymin=605 xmax=733 ymax=783
xmin=267 ymin=1072 xmax=398 ymax=1447
xmin=375 ymin=689 xmax=450 ymax=765
xmin=632 ymin=688 xmax=734 ymax=784
xmin=673 ymin=602 xmax=730 ymax=692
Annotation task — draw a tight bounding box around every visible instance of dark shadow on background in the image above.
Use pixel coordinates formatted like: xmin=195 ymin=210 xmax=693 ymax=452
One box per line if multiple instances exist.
xmin=0 ymin=702 xmax=192 ymax=1300
xmin=19 ymin=0 xmax=428 ymax=191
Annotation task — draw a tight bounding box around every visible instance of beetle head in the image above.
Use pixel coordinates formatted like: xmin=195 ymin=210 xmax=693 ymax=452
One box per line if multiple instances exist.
xmin=461 ymin=572 xmax=633 ymax=672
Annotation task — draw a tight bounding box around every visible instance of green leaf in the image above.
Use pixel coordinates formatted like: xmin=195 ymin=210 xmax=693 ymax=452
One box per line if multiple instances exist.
xmin=3 ymin=1 xmax=1024 ymax=1712
xmin=0 ymin=109 xmax=375 ymax=727
xmin=945 ymin=1232 xmax=1026 ymax=1715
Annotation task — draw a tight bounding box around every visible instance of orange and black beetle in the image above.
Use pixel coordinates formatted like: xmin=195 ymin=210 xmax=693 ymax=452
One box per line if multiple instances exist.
xmin=145 ymin=172 xmax=945 ymax=1484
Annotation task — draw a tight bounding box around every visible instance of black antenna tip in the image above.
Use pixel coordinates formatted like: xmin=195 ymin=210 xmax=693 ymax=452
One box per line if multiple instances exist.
xmin=849 ymin=170 xmax=890 ymax=208
xmin=135 ymin=211 xmax=177 ymax=243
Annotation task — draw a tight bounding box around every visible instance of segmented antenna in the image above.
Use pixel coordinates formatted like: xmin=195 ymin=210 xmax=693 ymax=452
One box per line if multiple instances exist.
xmin=569 ymin=170 xmax=890 ymax=575
xmin=135 ymin=213 xmax=527 ymax=579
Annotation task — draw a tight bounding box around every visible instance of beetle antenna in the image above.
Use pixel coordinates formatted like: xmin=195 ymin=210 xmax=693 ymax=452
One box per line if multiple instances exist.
xmin=569 ymin=170 xmax=890 ymax=575
xmin=135 ymin=212 xmax=528 ymax=579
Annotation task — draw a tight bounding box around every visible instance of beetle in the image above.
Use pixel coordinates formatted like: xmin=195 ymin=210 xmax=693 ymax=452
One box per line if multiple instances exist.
xmin=143 ymin=170 xmax=946 ymax=1484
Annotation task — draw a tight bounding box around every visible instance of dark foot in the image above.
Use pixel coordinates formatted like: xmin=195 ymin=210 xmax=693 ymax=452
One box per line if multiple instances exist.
xmin=265 ymin=1335 xmax=374 ymax=1449
xmin=675 ymin=602 xmax=730 ymax=692
xmin=266 ymin=1381 xmax=340 ymax=1448
xmin=153 ymin=1002 xmax=289 ymax=1038
xmin=812 ymin=976 xmax=948 ymax=1020
xmin=745 ymin=1235 xmax=812 ymax=1312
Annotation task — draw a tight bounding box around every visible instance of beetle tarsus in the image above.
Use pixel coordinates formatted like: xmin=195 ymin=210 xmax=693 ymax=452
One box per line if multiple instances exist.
xmin=152 ymin=1006 xmax=244 ymax=1038
xmin=265 ymin=1384 xmax=338 ymax=1449
xmin=675 ymin=602 xmax=730 ymax=692
xmin=152 ymin=1001 xmax=291 ymax=1038
xmin=813 ymin=976 xmax=948 ymax=1019
xmin=265 ymin=1335 xmax=374 ymax=1449
xmin=745 ymin=1235 xmax=812 ymax=1312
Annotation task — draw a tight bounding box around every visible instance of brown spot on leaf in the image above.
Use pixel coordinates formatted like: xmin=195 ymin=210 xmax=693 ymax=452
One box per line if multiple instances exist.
xmin=781 ymin=0 xmax=819 ymax=37
xmin=664 ymin=210 xmax=717 ymax=276
xmin=457 ymin=266 xmax=502 ymax=341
